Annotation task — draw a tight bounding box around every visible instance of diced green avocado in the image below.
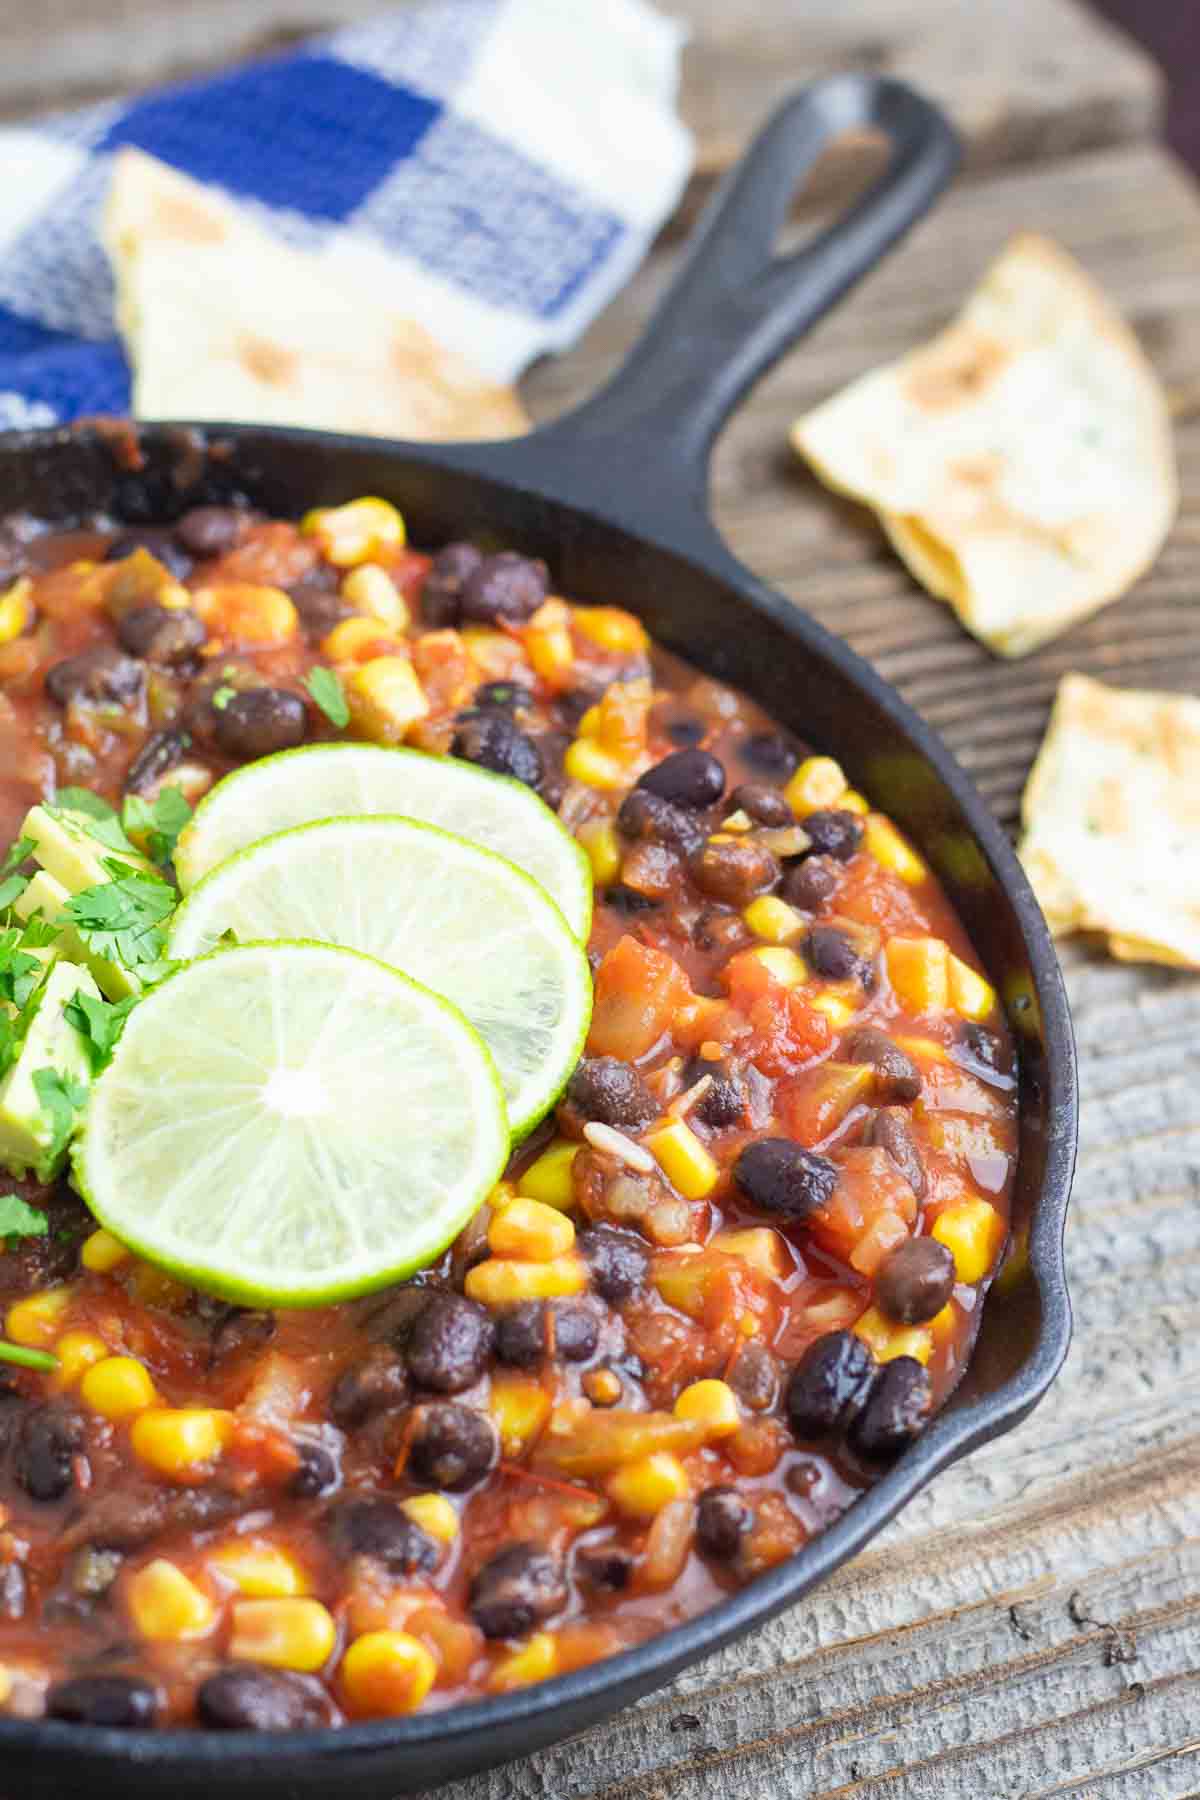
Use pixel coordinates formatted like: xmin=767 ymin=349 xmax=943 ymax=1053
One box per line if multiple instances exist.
xmin=0 ymin=961 xmax=100 ymax=1181
xmin=22 ymin=804 xmax=152 ymax=897
xmin=14 ymin=870 xmax=142 ymax=1003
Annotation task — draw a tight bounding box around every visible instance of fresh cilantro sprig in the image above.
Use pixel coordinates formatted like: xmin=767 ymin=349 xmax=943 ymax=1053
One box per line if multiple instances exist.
xmin=65 ymin=989 xmax=140 ymax=1072
xmin=122 ymin=787 xmax=192 ymax=868
xmin=0 ymin=833 xmax=35 ymax=913
xmin=52 ymin=789 xmax=138 ymax=856
xmin=0 ymin=928 xmax=44 ymax=1013
xmin=65 ymin=859 xmax=176 ymax=973
xmin=305 ymin=666 xmax=350 ymax=729
xmin=0 ymin=1193 xmax=48 ymax=1243
xmin=31 ymin=1068 xmax=88 ymax=1166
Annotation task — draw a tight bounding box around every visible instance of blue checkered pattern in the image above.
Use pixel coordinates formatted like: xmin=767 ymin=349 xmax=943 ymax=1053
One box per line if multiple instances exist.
xmin=0 ymin=0 xmax=691 ymax=430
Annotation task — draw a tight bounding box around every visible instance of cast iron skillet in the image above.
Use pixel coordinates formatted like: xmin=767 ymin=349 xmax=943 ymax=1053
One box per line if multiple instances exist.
xmin=0 ymin=74 xmax=1076 ymax=1799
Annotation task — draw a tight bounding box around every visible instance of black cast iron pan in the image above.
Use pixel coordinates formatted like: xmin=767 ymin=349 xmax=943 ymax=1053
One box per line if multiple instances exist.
xmin=0 ymin=74 xmax=1077 ymax=1798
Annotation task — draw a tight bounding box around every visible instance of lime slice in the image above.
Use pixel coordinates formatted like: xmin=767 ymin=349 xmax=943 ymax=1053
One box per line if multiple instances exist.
xmin=174 ymin=744 xmax=592 ymax=941
xmin=169 ymin=817 xmax=592 ymax=1140
xmin=72 ymin=942 xmax=508 ymax=1306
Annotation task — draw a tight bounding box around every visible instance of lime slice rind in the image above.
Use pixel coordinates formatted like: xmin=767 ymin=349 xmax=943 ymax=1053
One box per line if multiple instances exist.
xmin=174 ymin=742 xmax=592 ymax=942
xmin=72 ymin=940 xmax=509 ymax=1307
xmin=168 ymin=814 xmax=592 ymax=1141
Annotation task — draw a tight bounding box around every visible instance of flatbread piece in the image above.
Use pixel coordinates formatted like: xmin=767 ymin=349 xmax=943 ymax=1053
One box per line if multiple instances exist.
xmin=1019 ymin=672 xmax=1200 ymax=969
xmin=102 ymin=149 xmax=528 ymax=441
xmin=792 ymin=234 xmax=1177 ymax=657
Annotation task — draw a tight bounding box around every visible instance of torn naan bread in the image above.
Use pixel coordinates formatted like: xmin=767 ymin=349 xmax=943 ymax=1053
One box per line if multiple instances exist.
xmin=102 ymin=149 xmax=528 ymax=441
xmin=792 ymin=234 xmax=1177 ymax=657
xmin=1019 ymin=672 xmax=1200 ymax=969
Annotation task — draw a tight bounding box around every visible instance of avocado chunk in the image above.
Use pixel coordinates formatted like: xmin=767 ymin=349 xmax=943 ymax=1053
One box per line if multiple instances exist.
xmin=22 ymin=804 xmax=152 ymax=897
xmin=0 ymin=961 xmax=100 ymax=1181
xmin=14 ymin=871 xmax=142 ymax=1003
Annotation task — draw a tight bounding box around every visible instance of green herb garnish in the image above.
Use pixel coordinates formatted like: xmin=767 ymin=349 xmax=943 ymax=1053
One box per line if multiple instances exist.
xmin=122 ymin=786 xmax=192 ymax=867
xmin=211 ymin=685 xmax=235 ymax=712
xmin=65 ymin=860 xmax=176 ymax=972
xmin=0 ymin=1194 xmax=48 ymax=1242
xmin=304 ymin=667 xmax=350 ymax=729
xmin=31 ymin=1068 xmax=88 ymax=1166
xmin=50 ymin=789 xmax=137 ymax=856
xmin=0 ymin=928 xmax=44 ymax=1012
xmin=65 ymin=989 xmax=140 ymax=1072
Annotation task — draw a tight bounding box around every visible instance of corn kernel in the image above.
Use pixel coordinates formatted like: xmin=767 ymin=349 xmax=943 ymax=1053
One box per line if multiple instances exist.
xmin=721 ymin=809 xmax=753 ymax=833
xmin=488 ymin=1197 xmax=575 ymax=1262
xmin=302 ymin=497 xmax=405 ymax=567
xmin=346 ymin=656 xmax=429 ymax=744
xmin=342 ymin=562 xmax=410 ymax=632
xmin=321 ymin=615 xmax=394 ymax=663
xmin=192 ymin=583 xmax=298 ymax=646
xmin=572 ymin=606 xmax=648 ymax=655
xmin=464 ymin=1255 xmax=588 ymax=1306
xmin=749 ymin=946 xmax=807 ymax=988
xmin=342 ymin=1630 xmax=437 ymax=1716
xmin=563 ymin=738 xmax=629 ymax=791
xmin=50 ymin=1330 xmax=108 ymax=1391
xmin=525 ymin=599 xmax=575 ymax=684
xmin=576 ymin=703 xmax=601 ymax=737
xmin=0 ymin=1666 xmax=12 ymax=1706
xmin=809 ymin=989 xmax=858 ymax=1029
xmin=608 ymin=1451 xmax=690 ymax=1518
xmin=80 ymin=1355 xmax=158 ymax=1422
xmin=645 ymin=1118 xmax=719 ymax=1200
xmin=947 ymin=952 xmax=997 ymax=1021
xmin=516 ymin=1140 xmax=580 ymax=1210
xmin=230 ymin=1598 xmax=336 ymax=1672
xmin=577 ymin=819 xmax=621 ymax=886
xmin=0 ymin=577 xmax=33 ymax=645
xmin=742 ymin=896 xmax=805 ymax=945
xmin=460 ymin=626 xmax=527 ymax=681
xmin=784 ymin=755 xmax=846 ymax=816
xmin=209 ymin=1541 xmax=308 ymax=1598
xmin=401 ymin=1494 xmax=459 ymax=1545
xmin=488 ymin=1631 xmax=557 ymax=1693
xmin=80 ymin=1228 xmax=130 ymax=1274
xmin=853 ymin=1306 xmax=933 ymax=1365
xmin=6 ymin=1286 xmax=72 ymax=1349
xmin=583 ymin=1367 xmax=622 ymax=1406
xmin=711 ymin=1228 xmax=790 ymax=1279
xmin=932 ymin=1199 xmax=1005 ymax=1285
xmin=864 ymin=816 xmax=927 ymax=884
xmin=674 ymin=1379 xmax=740 ymax=1438
xmin=840 ymin=790 xmax=870 ymax=815
xmin=885 ymin=937 xmax=950 ymax=1014
xmin=130 ymin=1408 xmax=233 ymax=1480
xmin=489 ymin=1373 xmax=553 ymax=1457
xmin=127 ymin=1559 xmax=215 ymax=1641
xmin=488 ymin=1179 xmax=518 ymax=1213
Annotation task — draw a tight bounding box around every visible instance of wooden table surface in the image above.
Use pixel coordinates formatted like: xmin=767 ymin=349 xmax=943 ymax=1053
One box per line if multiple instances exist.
xmin=7 ymin=2 xmax=1200 ymax=1793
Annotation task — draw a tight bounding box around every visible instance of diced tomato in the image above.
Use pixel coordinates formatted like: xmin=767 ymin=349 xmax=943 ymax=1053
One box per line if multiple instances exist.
xmin=720 ymin=952 xmax=832 ymax=1075
xmin=412 ymin=629 xmax=476 ymax=710
xmin=809 ymin=1145 xmax=918 ymax=1270
xmin=384 ymin=547 xmax=434 ymax=602
xmin=588 ymin=935 xmax=692 ymax=1060
xmin=833 ymin=858 xmax=933 ymax=936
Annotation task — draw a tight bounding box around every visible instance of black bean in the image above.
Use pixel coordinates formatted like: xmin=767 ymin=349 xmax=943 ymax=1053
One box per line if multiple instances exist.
xmin=45 ymin=646 xmax=144 ymax=710
xmin=875 ymin=1237 xmax=956 ymax=1325
xmin=473 ymin=681 xmax=532 ymax=713
xmin=579 ymin=1226 xmax=649 ymax=1303
xmin=117 ymin=602 xmax=206 ymax=665
xmin=460 ymin=552 xmax=549 ymax=626
xmin=804 ymin=924 xmax=875 ymax=987
xmin=734 ymin=1139 xmax=837 ymax=1221
xmin=616 ymin=788 xmax=706 ymax=856
xmin=683 ymin=1056 xmax=745 ymax=1128
xmin=781 ymin=854 xmax=841 ymax=913
xmin=559 ymin=683 xmax=605 ymax=730
xmin=848 ymin=1357 xmax=932 ymax=1465
xmin=407 ymin=1402 xmax=498 ymax=1491
xmin=843 ymin=1028 xmax=922 ymax=1103
xmin=864 ymin=1107 xmax=927 ymax=1200
xmin=123 ymin=727 xmax=191 ymax=796
xmin=603 ymin=884 xmax=661 ymax=915
xmin=786 ymin=1331 xmax=877 ymax=1442
xmin=330 ymin=1346 xmax=408 ymax=1428
xmin=957 ymin=1021 xmax=1005 ymax=1075
xmin=469 ymin=1542 xmax=566 ymax=1639
xmin=111 ymin=473 xmax=180 ymax=525
xmin=14 ymin=1407 xmax=83 ymax=1502
xmin=204 ymin=1301 xmax=276 ymax=1363
xmin=289 ymin=1441 xmax=338 ymax=1499
xmin=729 ymin=782 xmax=793 ymax=827
xmin=404 ymin=1294 xmax=494 ymax=1394
xmin=197 ymin=1665 xmax=328 ymax=1731
xmin=740 ymin=733 xmax=799 ymax=780
xmin=288 ymin=570 xmax=350 ymax=641
xmin=551 ymin=1299 xmax=601 ymax=1362
xmin=696 ymin=1485 xmax=754 ymax=1560
xmin=329 ymin=1497 xmax=438 ymax=1575
xmin=575 ymin=1545 xmax=634 ymax=1590
xmin=801 ymin=809 xmax=864 ymax=863
xmin=663 ymin=715 xmax=705 ymax=747
xmin=638 ymin=748 xmax=725 ymax=810
xmin=494 ymin=1299 xmax=597 ymax=1366
xmin=494 ymin=1302 xmax=545 ymax=1368
xmin=174 ymin=506 xmax=245 ymax=558
xmin=451 ymin=713 xmax=542 ymax=788
xmin=691 ymin=838 xmax=780 ymax=904
xmin=104 ymin=530 xmax=191 ymax=581
xmin=565 ymin=1057 xmax=657 ymax=1131
xmin=214 ymin=687 xmax=307 ymax=759
xmin=727 ymin=1340 xmax=780 ymax=1412
xmin=421 ymin=542 xmax=483 ymax=627
xmin=47 ymin=1674 xmax=157 ymax=1729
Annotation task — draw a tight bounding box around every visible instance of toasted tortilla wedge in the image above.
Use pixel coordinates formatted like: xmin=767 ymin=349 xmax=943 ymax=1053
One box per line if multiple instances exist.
xmin=1019 ymin=672 xmax=1200 ymax=969
xmin=792 ymin=234 xmax=1177 ymax=657
xmin=102 ymin=149 xmax=528 ymax=441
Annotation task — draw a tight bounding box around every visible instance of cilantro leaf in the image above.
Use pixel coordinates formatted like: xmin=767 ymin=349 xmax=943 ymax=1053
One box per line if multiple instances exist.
xmin=54 ymin=788 xmax=115 ymax=821
xmin=0 ymin=1015 xmax=17 ymax=1082
xmin=1 ymin=835 xmax=34 ymax=878
xmin=0 ymin=1194 xmax=47 ymax=1241
xmin=0 ymin=874 xmax=29 ymax=912
xmin=19 ymin=915 xmax=60 ymax=951
xmin=51 ymin=789 xmax=137 ymax=856
xmin=0 ymin=927 xmax=43 ymax=1011
xmin=304 ymin=667 xmax=350 ymax=729
xmin=0 ymin=834 xmax=35 ymax=914
xmin=65 ymin=989 xmax=139 ymax=1072
xmin=122 ymin=786 xmax=193 ymax=867
xmin=64 ymin=861 xmax=176 ymax=972
xmin=31 ymin=1068 xmax=88 ymax=1165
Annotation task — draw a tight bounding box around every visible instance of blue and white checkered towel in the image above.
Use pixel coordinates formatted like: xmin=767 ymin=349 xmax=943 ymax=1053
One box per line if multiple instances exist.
xmin=0 ymin=0 xmax=692 ymax=431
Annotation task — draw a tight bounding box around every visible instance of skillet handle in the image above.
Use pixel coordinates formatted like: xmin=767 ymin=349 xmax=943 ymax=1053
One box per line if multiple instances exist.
xmin=474 ymin=75 xmax=957 ymax=534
